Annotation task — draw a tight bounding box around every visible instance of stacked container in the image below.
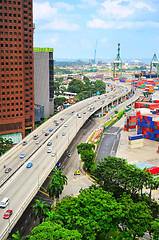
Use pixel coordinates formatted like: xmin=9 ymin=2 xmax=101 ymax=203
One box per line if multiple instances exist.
xmin=128 ymin=134 xmax=144 ymax=149
xmin=135 ymin=102 xmax=159 ymax=110
xmin=124 ymin=112 xmax=137 ymax=132
xmin=137 ymin=114 xmax=159 ymax=141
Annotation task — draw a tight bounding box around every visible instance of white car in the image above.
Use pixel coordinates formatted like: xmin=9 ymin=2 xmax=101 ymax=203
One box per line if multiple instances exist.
xmin=64 ymin=123 xmax=68 ymax=127
xmin=47 ymin=148 xmax=52 ymax=153
xmin=35 ymin=140 xmax=40 ymax=144
xmin=51 ymin=152 xmax=56 ymax=157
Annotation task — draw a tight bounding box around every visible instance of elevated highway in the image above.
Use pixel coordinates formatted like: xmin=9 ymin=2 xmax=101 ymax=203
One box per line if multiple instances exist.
xmin=0 ymin=83 xmax=140 ymax=239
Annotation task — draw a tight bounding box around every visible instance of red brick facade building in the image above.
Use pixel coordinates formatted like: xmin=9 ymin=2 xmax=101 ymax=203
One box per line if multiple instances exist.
xmin=0 ymin=0 xmax=34 ymax=140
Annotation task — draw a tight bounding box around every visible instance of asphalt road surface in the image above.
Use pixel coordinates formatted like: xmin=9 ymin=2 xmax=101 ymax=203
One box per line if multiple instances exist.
xmin=96 ymin=126 xmax=122 ymax=161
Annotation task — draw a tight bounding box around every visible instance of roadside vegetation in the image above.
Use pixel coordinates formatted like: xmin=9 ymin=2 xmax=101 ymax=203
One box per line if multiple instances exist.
xmin=54 ymin=76 xmax=106 ymax=110
xmin=0 ymin=135 xmax=13 ymax=156
xmin=8 ymin=152 xmax=159 ymax=240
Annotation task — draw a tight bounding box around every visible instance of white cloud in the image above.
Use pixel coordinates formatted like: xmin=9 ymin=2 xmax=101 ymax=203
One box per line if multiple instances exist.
xmin=48 ymin=36 xmax=59 ymax=44
xmin=98 ymin=0 xmax=154 ymax=20
xmin=40 ymin=18 xmax=80 ymax=31
xmin=33 ymin=2 xmax=57 ymax=21
xmin=100 ymin=37 xmax=107 ymax=43
xmin=78 ymin=0 xmax=98 ymax=9
xmin=87 ymin=18 xmax=115 ymax=29
xmin=55 ymin=2 xmax=74 ymax=11
xmin=87 ymin=18 xmax=159 ymax=29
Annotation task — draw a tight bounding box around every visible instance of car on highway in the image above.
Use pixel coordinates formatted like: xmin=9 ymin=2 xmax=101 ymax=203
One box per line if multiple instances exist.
xmin=77 ymin=113 xmax=82 ymax=118
xmin=33 ymin=134 xmax=38 ymax=140
xmin=67 ymin=153 xmax=71 ymax=158
xmin=35 ymin=140 xmax=40 ymax=144
xmin=74 ymin=170 xmax=80 ymax=175
xmin=49 ymin=128 xmax=53 ymax=132
xmin=64 ymin=123 xmax=68 ymax=127
xmin=56 ymin=162 xmax=61 ymax=167
xmin=71 ymin=110 xmax=74 ymax=113
xmin=51 ymin=152 xmax=56 ymax=157
xmin=22 ymin=141 xmax=27 ymax=146
xmin=3 ymin=210 xmax=13 ymax=219
xmin=47 ymin=148 xmax=52 ymax=153
xmin=60 ymin=117 xmax=64 ymax=121
xmin=19 ymin=154 xmax=26 ymax=159
xmin=54 ymin=119 xmax=57 ymax=123
xmin=45 ymin=133 xmax=49 ymax=136
xmin=83 ymin=111 xmax=86 ymax=114
xmin=0 ymin=198 xmax=9 ymax=208
xmin=55 ymin=122 xmax=59 ymax=126
xmin=4 ymin=168 xmax=12 ymax=173
xmin=47 ymin=142 xmax=52 ymax=146
xmin=26 ymin=162 xmax=33 ymax=168
xmin=62 ymin=132 xmax=66 ymax=136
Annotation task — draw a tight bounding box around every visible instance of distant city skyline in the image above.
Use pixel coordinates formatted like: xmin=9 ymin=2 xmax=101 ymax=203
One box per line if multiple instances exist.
xmin=33 ymin=0 xmax=159 ymax=61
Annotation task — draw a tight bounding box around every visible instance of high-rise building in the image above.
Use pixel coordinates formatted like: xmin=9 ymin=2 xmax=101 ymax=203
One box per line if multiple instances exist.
xmin=34 ymin=47 xmax=54 ymax=118
xmin=0 ymin=0 xmax=34 ymax=143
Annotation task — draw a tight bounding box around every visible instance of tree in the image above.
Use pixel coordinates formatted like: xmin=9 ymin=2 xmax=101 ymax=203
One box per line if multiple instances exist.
xmin=77 ymin=143 xmax=96 ymax=172
xmin=0 ymin=135 xmax=13 ymax=156
xmin=119 ymin=193 xmax=152 ymax=240
xmin=30 ymin=221 xmax=82 ymax=240
xmin=77 ymin=143 xmax=95 ymax=154
xmin=55 ymin=186 xmax=123 ymax=239
xmin=94 ymin=80 xmax=106 ymax=94
xmin=32 ymin=200 xmax=51 ymax=224
xmin=47 ymin=170 xmax=67 ymax=199
xmin=45 ymin=211 xmax=64 ymax=225
xmin=68 ymin=79 xmax=84 ymax=93
xmin=151 ymin=219 xmax=159 ymax=240
xmin=54 ymin=97 xmax=66 ymax=109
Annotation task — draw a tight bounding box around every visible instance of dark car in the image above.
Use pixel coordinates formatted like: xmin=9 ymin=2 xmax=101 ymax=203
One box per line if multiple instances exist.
xmin=45 ymin=133 xmax=49 ymax=136
xmin=60 ymin=117 xmax=64 ymax=121
xmin=55 ymin=122 xmax=59 ymax=126
xmin=4 ymin=168 xmax=12 ymax=173
xmin=3 ymin=210 xmax=13 ymax=219
xmin=22 ymin=141 xmax=27 ymax=146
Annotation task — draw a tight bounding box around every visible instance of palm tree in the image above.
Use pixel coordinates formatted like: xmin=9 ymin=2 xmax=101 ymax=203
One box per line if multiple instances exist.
xmin=47 ymin=170 xmax=67 ymax=200
xmin=31 ymin=199 xmax=51 ymax=223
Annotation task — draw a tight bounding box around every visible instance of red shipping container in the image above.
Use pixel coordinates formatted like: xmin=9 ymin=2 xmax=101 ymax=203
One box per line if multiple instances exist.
xmin=145 ymin=166 xmax=159 ymax=175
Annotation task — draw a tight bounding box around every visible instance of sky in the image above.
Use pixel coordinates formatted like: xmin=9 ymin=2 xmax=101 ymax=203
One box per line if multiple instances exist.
xmin=33 ymin=0 xmax=159 ymax=61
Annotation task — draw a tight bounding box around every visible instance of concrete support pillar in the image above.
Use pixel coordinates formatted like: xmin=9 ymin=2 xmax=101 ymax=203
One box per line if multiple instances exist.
xmin=101 ymin=106 xmax=104 ymax=116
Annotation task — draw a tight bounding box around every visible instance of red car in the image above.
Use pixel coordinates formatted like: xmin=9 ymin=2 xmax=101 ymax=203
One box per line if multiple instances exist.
xmin=3 ymin=210 xmax=13 ymax=219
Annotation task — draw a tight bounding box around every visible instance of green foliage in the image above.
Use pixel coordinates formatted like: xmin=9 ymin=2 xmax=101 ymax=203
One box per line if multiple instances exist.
xmin=77 ymin=143 xmax=95 ymax=154
xmin=94 ymin=156 xmax=158 ymax=200
xmin=115 ymin=110 xmax=118 ymax=114
xmin=0 ymin=135 xmax=13 ymax=156
xmin=119 ymin=193 xmax=152 ymax=239
xmin=94 ymin=80 xmax=106 ymax=94
xmin=31 ymin=200 xmax=51 ymax=224
xmin=54 ymin=97 xmax=67 ymax=109
xmin=77 ymin=143 xmax=96 ymax=172
xmin=47 ymin=170 xmax=67 ymax=199
xmin=68 ymin=79 xmax=84 ymax=93
xmin=30 ymin=221 xmax=82 ymax=240
xmin=151 ymin=219 xmax=159 ymax=239
xmin=117 ymin=109 xmax=125 ymax=119
xmin=55 ymin=186 xmax=122 ymax=239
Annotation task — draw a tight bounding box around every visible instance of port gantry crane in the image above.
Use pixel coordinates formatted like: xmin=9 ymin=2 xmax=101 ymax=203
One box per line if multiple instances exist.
xmin=150 ymin=53 xmax=159 ymax=79
xmin=113 ymin=43 xmax=122 ymax=78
